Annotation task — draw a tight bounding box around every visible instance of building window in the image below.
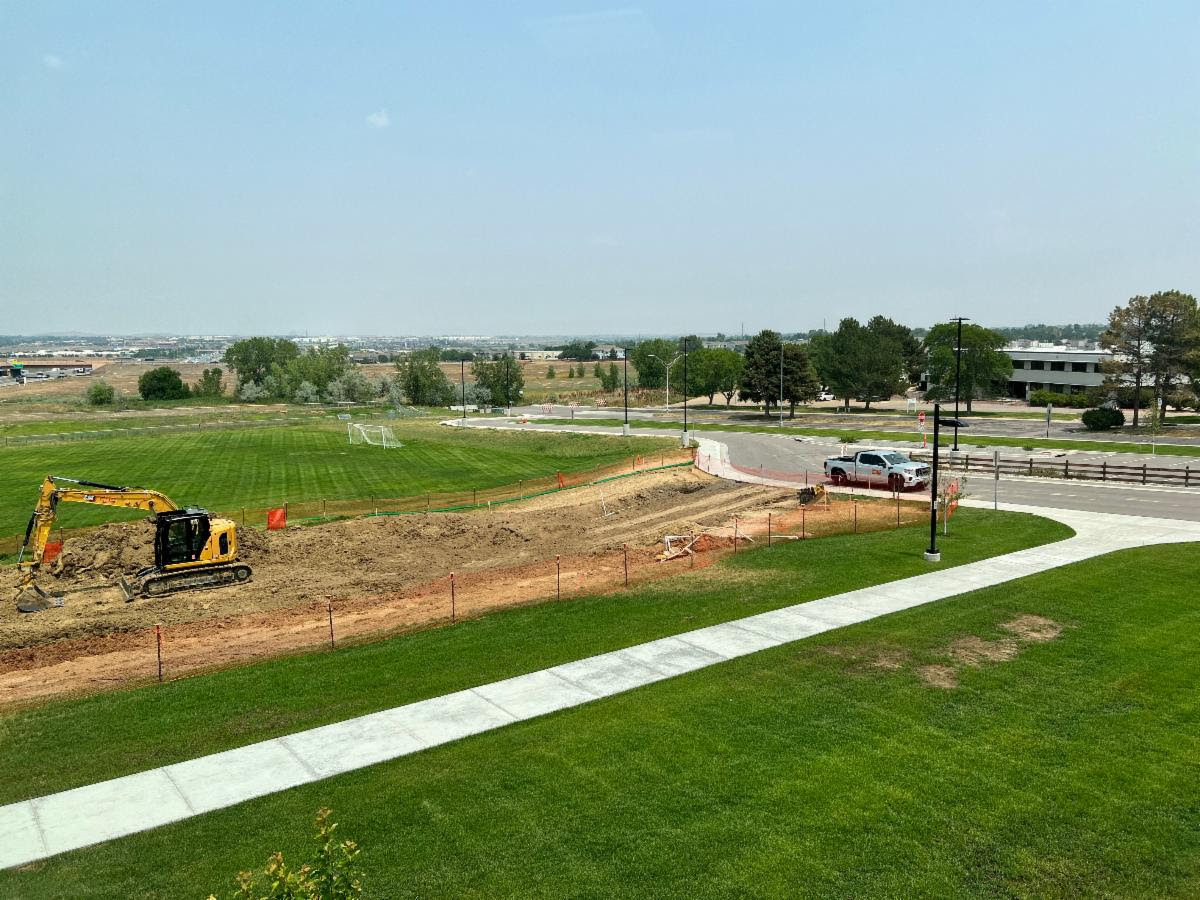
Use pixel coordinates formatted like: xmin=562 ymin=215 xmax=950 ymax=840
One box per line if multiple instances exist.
xmin=1012 ymin=360 xmax=1025 ymax=369
xmin=1071 ymin=362 xmax=1088 ymax=372
xmin=1050 ymin=361 xmax=1065 ymax=371
xmin=1030 ymin=361 xmax=1045 ymax=370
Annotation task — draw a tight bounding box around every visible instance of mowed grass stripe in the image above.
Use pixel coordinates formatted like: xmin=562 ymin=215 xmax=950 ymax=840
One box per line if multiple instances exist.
xmin=4 ymin=541 xmax=1196 ymax=898
xmin=0 ymin=423 xmax=669 ymax=535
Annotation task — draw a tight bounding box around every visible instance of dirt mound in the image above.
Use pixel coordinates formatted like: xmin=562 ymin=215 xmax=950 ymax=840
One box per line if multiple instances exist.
xmin=48 ymin=521 xmax=155 ymax=580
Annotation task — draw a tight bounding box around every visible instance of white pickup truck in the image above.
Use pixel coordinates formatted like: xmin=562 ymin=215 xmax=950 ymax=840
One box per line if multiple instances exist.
xmin=823 ymin=449 xmax=930 ymax=491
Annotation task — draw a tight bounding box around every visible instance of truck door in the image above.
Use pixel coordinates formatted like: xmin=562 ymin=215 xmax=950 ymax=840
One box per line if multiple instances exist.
xmin=859 ymin=453 xmax=884 ymax=477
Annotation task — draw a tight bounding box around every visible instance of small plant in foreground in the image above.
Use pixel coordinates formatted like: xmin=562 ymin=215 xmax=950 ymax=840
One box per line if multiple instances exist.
xmin=209 ymin=808 xmax=363 ymax=900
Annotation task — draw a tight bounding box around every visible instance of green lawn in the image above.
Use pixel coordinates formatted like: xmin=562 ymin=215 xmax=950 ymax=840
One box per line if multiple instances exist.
xmin=542 ymin=417 xmax=1200 ymax=458
xmin=0 ymin=508 xmax=1066 ymax=807
xmin=7 ymin=532 xmax=1200 ymax=897
xmin=0 ymin=422 xmax=669 ymax=536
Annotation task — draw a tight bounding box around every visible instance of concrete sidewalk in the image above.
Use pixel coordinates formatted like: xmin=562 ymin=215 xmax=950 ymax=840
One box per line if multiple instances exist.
xmin=3 ymin=504 xmax=1199 ymax=869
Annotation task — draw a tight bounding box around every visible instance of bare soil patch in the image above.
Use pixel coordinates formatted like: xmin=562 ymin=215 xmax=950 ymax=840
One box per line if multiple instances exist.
xmin=1000 ymin=614 xmax=1063 ymax=642
xmin=0 ymin=468 xmax=911 ymax=705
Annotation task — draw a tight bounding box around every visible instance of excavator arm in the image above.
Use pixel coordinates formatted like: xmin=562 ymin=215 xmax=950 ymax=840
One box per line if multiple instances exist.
xmin=16 ymin=476 xmax=181 ymax=607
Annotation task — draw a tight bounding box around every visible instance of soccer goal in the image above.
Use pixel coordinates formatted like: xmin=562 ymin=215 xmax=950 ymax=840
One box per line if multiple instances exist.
xmin=347 ymin=423 xmax=403 ymax=448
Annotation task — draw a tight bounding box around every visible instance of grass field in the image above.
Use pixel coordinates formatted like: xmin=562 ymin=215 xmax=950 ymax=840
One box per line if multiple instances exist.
xmin=0 ymin=421 xmax=670 ymax=537
xmin=6 ymin=539 xmax=1198 ymax=897
xmin=539 ymin=417 xmax=1200 ymax=458
xmin=0 ymin=508 xmax=1066 ymax=805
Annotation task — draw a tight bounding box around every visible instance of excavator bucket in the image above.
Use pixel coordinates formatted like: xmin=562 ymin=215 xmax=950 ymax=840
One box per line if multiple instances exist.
xmin=16 ymin=583 xmax=65 ymax=614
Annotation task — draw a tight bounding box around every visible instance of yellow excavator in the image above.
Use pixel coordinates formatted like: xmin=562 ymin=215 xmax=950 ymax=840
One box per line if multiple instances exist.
xmin=16 ymin=475 xmax=251 ymax=613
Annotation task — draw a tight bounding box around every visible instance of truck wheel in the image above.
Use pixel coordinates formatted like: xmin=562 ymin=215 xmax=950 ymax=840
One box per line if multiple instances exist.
xmin=888 ymin=474 xmax=902 ymax=493
xmin=831 ymin=468 xmax=846 ymax=485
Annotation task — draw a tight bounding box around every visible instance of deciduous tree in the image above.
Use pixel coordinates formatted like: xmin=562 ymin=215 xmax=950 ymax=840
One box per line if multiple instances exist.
xmin=922 ymin=322 xmax=1010 ymax=413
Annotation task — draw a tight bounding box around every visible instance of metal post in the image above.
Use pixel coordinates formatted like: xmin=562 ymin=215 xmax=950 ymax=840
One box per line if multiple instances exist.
xmin=327 ymin=600 xmax=335 ymax=649
xmin=853 ymin=500 xmax=858 ymax=533
xmin=733 ymin=517 xmax=739 ymax=553
xmin=623 ymin=544 xmax=628 ymax=586
xmin=779 ymin=340 xmax=784 ymax=428
xmin=461 ymin=360 xmax=466 ymax=423
xmin=622 ymin=350 xmax=629 ymax=436
xmin=925 ymin=403 xmax=942 ymax=561
xmin=450 ymin=573 xmax=456 ymax=623
xmin=993 ymin=450 xmax=999 ymax=510
xmin=682 ymin=346 xmax=689 ymax=446
xmin=951 ymin=317 xmax=968 ymax=451
xmin=768 ymin=513 xmax=772 ymax=546
xmin=155 ymin=624 xmax=163 ymax=682
xmin=556 ymin=555 xmax=561 ymax=599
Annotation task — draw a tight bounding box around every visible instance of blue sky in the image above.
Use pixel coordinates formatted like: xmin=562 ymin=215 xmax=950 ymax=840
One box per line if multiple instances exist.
xmin=2 ymin=2 xmax=1197 ymax=335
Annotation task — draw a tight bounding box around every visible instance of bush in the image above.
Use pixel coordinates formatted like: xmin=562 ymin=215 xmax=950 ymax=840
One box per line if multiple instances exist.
xmin=208 ymin=808 xmax=363 ymax=899
xmin=85 ymin=380 xmax=115 ymax=406
xmin=237 ymin=381 xmax=268 ymax=402
xmin=1167 ymin=390 xmax=1198 ymax=412
xmin=137 ymin=366 xmax=189 ymax=401
xmin=1028 ymin=389 xmax=1089 ymax=409
xmin=293 ymin=380 xmax=320 ymax=403
xmin=1081 ymin=407 xmax=1125 ymax=431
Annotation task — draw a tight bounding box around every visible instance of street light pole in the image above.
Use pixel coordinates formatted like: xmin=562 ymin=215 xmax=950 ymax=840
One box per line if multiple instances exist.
xmin=951 ymin=316 xmax=969 ymax=451
xmin=460 ymin=359 xmax=466 ymax=423
xmin=925 ymin=402 xmax=969 ymax=562
xmin=926 ymin=404 xmax=942 ymax=561
xmin=622 ymin=348 xmax=629 ymax=436
xmin=682 ymin=345 xmax=689 ymax=447
xmin=647 ymin=353 xmax=682 ymax=414
xmin=779 ymin=341 xmax=784 ymax=428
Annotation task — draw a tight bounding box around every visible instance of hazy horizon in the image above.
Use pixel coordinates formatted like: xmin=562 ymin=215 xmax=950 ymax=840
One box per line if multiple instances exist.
xmin=3 ymin=2 xmax=1196 ymax=335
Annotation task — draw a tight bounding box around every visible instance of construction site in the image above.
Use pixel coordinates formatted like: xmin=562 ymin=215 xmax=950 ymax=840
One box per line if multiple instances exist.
xmin=0 ymin=465 xmax=925 ymax=705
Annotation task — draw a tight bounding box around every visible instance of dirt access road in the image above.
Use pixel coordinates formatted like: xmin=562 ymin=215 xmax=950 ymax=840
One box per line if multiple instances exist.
xmin=0 ymin=468 xmax=918 ymax=705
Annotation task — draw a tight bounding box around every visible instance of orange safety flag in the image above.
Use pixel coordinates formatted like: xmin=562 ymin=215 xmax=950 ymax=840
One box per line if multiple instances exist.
xmin=635 ymin=455 xmax=644 ymax=467
xmin=267 ymin=507 xmax=287 ymax=530
xmin=556 ymin=472 xmax=566 ymax=489
xmin=947 ymin=480 xmax=961 ymax=517
xmin=42 ymin=541 xmax=64 ymax=564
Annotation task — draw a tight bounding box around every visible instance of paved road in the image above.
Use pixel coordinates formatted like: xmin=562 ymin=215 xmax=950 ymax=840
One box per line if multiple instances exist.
xmin=521 ymin=403 xmax=1200 ymax=448
xmin=461 ymin=419 xmax=1200 ymax=522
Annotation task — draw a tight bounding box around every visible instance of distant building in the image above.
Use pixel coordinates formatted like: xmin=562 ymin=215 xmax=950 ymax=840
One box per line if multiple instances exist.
xmin=1003 ymin=345 xmax=1109 ymax=400
xmin=591 ymin=344 xmax=625 ymax=359
xmin=514 ymin=349 xmax=562 ymax=361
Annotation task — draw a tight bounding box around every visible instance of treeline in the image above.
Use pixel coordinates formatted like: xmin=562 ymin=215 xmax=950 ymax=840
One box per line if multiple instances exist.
xmin=992 ymin=323 xmax=1105 ymax=343
xmin=626 ymin=318 xmax=1011 ymax=415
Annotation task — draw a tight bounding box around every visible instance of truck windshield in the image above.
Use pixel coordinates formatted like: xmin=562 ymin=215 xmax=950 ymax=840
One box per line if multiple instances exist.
xmin=882 ymin=453 xmax=910 ymax=464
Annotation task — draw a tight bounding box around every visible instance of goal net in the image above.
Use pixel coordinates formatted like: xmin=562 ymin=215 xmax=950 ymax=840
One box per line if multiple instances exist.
xmin=347 ymin=423 xmax=402 ymax=448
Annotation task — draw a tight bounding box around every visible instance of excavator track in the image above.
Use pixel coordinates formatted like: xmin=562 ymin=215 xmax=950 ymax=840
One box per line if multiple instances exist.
xmin=139 ymin=564 xmax=252 ymax=597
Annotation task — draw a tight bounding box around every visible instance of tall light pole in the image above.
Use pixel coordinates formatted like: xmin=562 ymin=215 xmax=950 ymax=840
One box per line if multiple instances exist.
xmin=925 ymin=402 xmax=969 ymax=562
xmin=460 ymin=359 xmax=466 ymax=423
xmin=648 ymin=353 xmax=682 ymax=413
xmin=622 ymin=347 xmax=629 ymax=436
xmin=950 ymin=316 xmax=969 ymax=451
xmin=779 ymin=340 xmax=785 ymax=428
xmin=682 ymin=345 xmax=690 ymax=447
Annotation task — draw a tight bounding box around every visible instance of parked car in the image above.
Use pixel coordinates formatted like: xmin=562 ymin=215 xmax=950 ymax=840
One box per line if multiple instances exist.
xmin=823 ymin=449 xmax=930 ymax=491
xmin=816 ymin=390 xmax=835 ymax=402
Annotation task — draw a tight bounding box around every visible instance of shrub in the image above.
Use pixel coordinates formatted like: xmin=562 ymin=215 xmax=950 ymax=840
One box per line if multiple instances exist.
xmin=209 ymin=808 xmax=363 ymax=900
xmin=1081 ymin=407 xmax=1125 ymax=431
xmin=237 ymin=381 xmax=268 ymax=402
xmin=137 ymin=366 xmax=189 ymax=401
xmin=293 ymin=381 xmax=320 ymax=403
xmin=85 ymin=380 xmax=116 ymax=406
xmin=1028 ymin=389 xmax=1089 ymax=409
xmin=1167 ymin=390 xmax=1198 ymax=412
